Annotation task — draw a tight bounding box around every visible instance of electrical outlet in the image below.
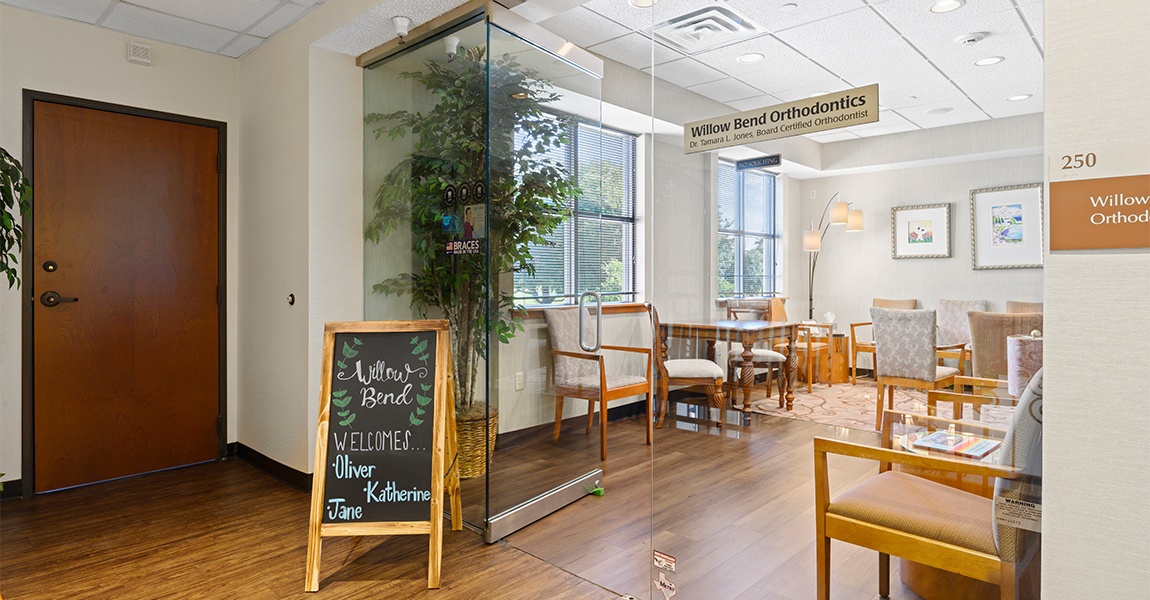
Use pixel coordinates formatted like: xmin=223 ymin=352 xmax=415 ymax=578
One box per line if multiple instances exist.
xmin=810 ymin=189 xmax=817 ymax=199
xmin=514 ymin=372 xmax=525 ymax=391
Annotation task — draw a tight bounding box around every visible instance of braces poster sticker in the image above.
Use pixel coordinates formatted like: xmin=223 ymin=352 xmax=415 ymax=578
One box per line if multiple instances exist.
xmin=444 ymin=181 xmax=486 ymax=255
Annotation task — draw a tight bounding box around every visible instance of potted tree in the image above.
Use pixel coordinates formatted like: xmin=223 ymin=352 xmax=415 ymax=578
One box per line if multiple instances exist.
xmin=365 ymin=45 xmax=577 ymax=477
xmin=1 ymin=146 xmax=32 ymax=290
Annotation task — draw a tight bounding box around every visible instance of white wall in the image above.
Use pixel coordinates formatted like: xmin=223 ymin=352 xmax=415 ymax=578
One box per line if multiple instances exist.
xmin=0 ymin=6 xmax=241 ymax=480
xmin=1043 ymin=0 xmax=1150 ymax=596
xmin=798 ymin=154 xmax=1044 ymax=333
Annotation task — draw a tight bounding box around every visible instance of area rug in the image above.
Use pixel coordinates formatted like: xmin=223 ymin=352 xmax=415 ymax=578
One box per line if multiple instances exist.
xmin=744 ymin=380 xmax=1013 ymax=431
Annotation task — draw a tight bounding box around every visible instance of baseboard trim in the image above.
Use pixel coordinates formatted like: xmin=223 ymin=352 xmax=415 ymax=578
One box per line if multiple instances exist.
xmin=0 ymin=479 xmax=23 ymax=499
xmin=236 ymin=443 xmax=311 ymax=492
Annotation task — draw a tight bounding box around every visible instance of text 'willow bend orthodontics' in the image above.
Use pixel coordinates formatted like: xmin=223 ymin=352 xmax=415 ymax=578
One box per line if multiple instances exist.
xmin=683 ymin=84 xmax=879 ymax=154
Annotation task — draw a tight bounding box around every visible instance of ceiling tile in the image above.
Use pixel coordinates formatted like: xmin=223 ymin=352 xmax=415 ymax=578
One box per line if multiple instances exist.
xmin=900 ymin=96 xmax=989 ymax=129
xmin=582 ymin=0 xmax=707 ymax=32
xmin=644 ymin=58 xmax=727 ymax=89
xmin=539 ymin=6 xmax=631 ymax=49
xmin=851 ymin=121 xmax=920 ymax=137
xmin=812 ymin=36 xmax=924 ymax=76
xmin=726 ymin=0 xmax=868 ymax=33
xmin=774 ymin=6 xmax=899 ymax=57
xmin=103 ymin=2 xmax=238 ymax=52
xmin=903 ymin=9 xmax=1039 ymax=75
xmin=588 ymin=32 xmax=682 ymax=69
xmin=740 ymin=59 xmax=839 ymax=94
xmin=219 ymin=34 xmax=263 ymax=58
xmin=770 ymin=80 xmax=856 ymax=103
xmin=850 ymin=108 xmax=913 ymax=130
xmin=872 ymin=0 xmax=1016 ymax=35
xmin=726 ymin=94 xmax=784 ymax=112
xmin=1018 ymin=3 xmax=1043 ymax=49
xmin=131 ymin=0 xmax=279 ymax=33
xmin=693 ymin=35 xmax=808 ymax=77
xmin=979 ymin=91 xmax=1043 ymax=120
xmin=877 ymin=79 xmax=966 ymax=110
xmin=249 ymin=1 xmax=309 ymax=38
xmin=805 ymin=130 xmax=860 ymax=142
xmin=0 ymin=0 xmax=113 ymax=24
xmin=954 ymin=65 xmax=1041 ymax=99
xmin=688 ymin=77 xmax=763 ymax=103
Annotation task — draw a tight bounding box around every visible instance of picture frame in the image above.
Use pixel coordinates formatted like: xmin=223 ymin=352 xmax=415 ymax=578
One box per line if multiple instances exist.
xmin=891 ymin=203 xmax=951 ymax=259
xmin=970 ymin=183 xmax=1044 ymax=270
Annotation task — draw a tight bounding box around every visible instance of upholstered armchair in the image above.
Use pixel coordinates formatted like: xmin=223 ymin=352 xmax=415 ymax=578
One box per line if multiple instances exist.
xmin=935 ymin=299 xmax=989 ymax=374
xmin=850 ymin=298 xmax=917 ymax=384
xmin=1005 ymin=301 xmax=1043 ymax=314
xmin=543 ymin=307 xmax=652 ymax=461
xmin=967 ymin=311 xmax=1045 ymax=380
xmin=813 ymin=369 xmax=1043 ymax=600
xmin=651 ymin=304 xmax=726 ymax=427
xmin=870 ymin=307 xmax=966 ymax=430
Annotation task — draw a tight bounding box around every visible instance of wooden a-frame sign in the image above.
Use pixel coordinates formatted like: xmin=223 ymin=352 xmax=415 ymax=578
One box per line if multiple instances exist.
xmin=305 ymin=320 xmax=462 ymax=591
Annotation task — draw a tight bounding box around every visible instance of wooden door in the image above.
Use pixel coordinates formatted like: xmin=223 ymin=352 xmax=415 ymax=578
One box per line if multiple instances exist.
xmin=32 ymin=100 xmax=220 ymax=492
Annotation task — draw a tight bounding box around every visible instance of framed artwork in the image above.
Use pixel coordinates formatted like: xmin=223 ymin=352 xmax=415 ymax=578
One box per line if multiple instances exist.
xmin=970 ymin=183 xmax=1044 ymax=270
xmin=891 ymin=203 xmax=951 ymax=259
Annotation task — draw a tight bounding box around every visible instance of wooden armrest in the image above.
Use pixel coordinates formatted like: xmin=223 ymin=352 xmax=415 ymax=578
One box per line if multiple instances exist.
xmin=882 ymin=409 xmax=1008 ymax=438
xmin=600 ymin=344 xmax=651 ymax=356
xmin=927 ymin=390 xmax=1015 ymax=408
xmin=814 ymin=436 xmax=1021 ymax=479
xmin=935 ymin=342 xmax=967 ymax=351
xmin=955 ymin=376 xmax=1009 ymax=389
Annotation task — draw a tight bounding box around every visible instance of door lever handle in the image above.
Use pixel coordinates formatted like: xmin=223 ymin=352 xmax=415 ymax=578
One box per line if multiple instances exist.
xmin=40 ymin=291 xmax=79 ymax=307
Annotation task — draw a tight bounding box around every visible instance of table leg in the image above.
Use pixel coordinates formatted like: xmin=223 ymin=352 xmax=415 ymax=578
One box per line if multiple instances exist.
xmin=740 ymin=340 xmax=755 ymax=411
xmin=785 ymin=330 xmax=797 ymax=411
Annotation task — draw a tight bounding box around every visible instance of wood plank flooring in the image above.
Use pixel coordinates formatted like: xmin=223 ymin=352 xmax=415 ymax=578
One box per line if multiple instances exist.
xmin=1 ymin=396 xmax=931 ymax=600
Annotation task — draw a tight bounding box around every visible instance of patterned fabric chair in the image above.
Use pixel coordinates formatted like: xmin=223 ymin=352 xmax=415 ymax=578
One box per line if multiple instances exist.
xmin=813 ymin=369 xmax=1043 ymax=600
xmin=850 ymin=298 xmax=918 ymax=384
xmin=544 ymin=307 xmax=652 ymax=461
xmin=651 ymin=304 xmax=725 ymax=427
xmin=935 ymin=299 xmax=990 ymax=374
xmin=1005 ymin=301 xmax=1043 ymax=314
xmin=870 ymin=307 xmax=966 ymax=430
xmin=967 ymin=311 xmax=1045 ymax=380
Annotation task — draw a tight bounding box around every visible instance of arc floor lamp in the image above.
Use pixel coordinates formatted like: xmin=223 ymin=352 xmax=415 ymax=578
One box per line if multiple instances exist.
xmin=803 ymin=193 xmax=863 ymax=319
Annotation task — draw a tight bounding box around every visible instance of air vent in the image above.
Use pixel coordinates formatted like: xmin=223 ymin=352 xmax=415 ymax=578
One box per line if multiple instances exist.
xmin=653 ymin=5 xmax=763 ymax=54
xmin=127 ymin=42 xmax=152 ymax=66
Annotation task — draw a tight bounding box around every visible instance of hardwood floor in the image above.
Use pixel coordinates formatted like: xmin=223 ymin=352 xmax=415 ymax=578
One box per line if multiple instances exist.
xmin=1 ymin=395 xmax=930 ymax=600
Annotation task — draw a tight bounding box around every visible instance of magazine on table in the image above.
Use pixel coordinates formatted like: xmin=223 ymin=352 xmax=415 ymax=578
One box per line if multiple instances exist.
xmin=912 ymin=430 xmax=1001 ymax=459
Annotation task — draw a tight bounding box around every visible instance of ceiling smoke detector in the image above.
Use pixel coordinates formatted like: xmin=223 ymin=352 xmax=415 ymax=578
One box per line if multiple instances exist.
xmin=653 ymin=5 xmax=764 ymax=54
xmin=954 ymin=32 xmax=987 ymax=46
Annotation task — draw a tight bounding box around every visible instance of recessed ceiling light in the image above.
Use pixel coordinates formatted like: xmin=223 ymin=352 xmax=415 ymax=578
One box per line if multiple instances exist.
xmin=926 ymin=107 xmax=953 ymax=115
xmin=1007 ymin=94 xmax=1032 ymax=101
xmin=930 ymin=0 xmax=965 ymax=13
xmin=975 ymin=56 xmax=1005 ymax=66
xmin=780 ymin=3 xmax=800 ymax=12
xmin=736 ymin=52 xmax=764 ymax=64
xmin=629 ymin=0 xmax=658 ymax=7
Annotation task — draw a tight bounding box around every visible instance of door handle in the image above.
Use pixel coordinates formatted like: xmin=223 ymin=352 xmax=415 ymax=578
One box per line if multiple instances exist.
xmin=578 ymin=291 xmax=602 ymax=352
xmin=40 ymin=291 xmax=79 ymax=307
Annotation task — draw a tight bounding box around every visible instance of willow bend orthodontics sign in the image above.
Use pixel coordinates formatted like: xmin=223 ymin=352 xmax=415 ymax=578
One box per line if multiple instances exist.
xmin=682 ymin=84 xmax=879 ymax=154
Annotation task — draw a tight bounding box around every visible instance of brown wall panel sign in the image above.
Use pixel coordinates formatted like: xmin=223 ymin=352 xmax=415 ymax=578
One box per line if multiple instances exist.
xmin=1049 ymin=145 xmax=1150 ymax=251
xmin=682 ymin=84 xmax=879 ymax=154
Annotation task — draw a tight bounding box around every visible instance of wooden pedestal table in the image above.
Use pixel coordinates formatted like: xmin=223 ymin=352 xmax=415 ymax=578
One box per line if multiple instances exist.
xmin=658 ymin=319 xmax=799 ymax=411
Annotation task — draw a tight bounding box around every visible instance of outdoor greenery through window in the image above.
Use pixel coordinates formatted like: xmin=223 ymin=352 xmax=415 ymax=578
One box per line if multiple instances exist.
xmin=718 ymin=161 xmax=779 ymax=298
xmin=513 ymin=118 xmax=637 ymax=306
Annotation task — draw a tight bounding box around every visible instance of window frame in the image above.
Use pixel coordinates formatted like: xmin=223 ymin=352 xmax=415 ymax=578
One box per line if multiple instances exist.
xmin=717 ymin=160 xmax=781 ymax=299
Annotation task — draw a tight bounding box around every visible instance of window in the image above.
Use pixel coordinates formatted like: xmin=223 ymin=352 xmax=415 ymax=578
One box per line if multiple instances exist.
xmin=717 ymin=162 xmax=780 ymax=298
xmin=513 ymin=119 xmax=637 ymax=306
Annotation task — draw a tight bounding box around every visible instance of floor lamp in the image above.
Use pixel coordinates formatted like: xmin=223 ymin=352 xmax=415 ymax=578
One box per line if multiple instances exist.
xmin=803 ymin=193 xmax=863 ymax=319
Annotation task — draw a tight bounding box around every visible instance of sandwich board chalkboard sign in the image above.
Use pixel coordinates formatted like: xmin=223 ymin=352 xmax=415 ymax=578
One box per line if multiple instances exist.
xmin=305 ymin=320 xmax=461 ymax=591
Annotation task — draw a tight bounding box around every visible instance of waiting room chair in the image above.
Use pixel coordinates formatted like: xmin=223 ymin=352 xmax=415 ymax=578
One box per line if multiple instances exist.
xmin=651 ymin=304 xmax=726 ymax=427
xmin=870 ymin=307 xmax=966 ymax=430
xmin=725 ymin=298 xmax=788 ymax=406
xmin=935 ymin=299 xmax=989 ymax=374
xmin=967 ymin=311 xmax=1045 ymax=380
xmin=544 ymin=306 xmax=652 ymax=461
xmin=850 ymin=298 xmax=917 ymax=384
xmin=1005 ymin=301 xmax=1043 ymax=314
xmin=813 ymin=369 xmax=1043 ymax=600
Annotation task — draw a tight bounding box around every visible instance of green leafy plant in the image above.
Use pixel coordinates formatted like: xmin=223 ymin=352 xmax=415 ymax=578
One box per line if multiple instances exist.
xmin=1 ymin=147 xmax=33 ymax=289
xmin=365 ymin=45 xmax=577 ymax=419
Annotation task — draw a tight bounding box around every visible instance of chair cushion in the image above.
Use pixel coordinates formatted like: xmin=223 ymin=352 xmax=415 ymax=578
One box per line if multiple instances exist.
xmin=559 ymin=374 xmax=648 ymax=391
xmin=728 ymin=348 xmax=787 ymax=362
xmin=829 ymin=470 xmax=996 ymax=555
xmin=935 ymin=366 xmax=960 ymax=380
xmin=774 ymin=341 xmax=828 ymax=351
xmin=665 ymin=359 xmax=724 ymax=379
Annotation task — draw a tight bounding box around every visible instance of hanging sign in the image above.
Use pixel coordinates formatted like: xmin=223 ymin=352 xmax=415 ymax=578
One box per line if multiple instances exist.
xmin=305 ymin=320 xmax=461 ymax=592
xmin=735 ymin=154 xmax=782 ymax=171
xmin=1049 ymin=144 xmax=1150 ymax=251
xmin=683 ymin=84 xmax=878 ymax=154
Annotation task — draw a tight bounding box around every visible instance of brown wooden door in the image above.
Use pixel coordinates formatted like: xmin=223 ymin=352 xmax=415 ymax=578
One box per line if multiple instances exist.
xmin=32 ymin=100 xmax=220 ymax=492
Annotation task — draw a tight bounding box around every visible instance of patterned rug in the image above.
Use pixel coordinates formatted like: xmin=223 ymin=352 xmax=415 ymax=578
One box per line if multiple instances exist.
xmin=744 ymin=380 xmax=1013 ymax=431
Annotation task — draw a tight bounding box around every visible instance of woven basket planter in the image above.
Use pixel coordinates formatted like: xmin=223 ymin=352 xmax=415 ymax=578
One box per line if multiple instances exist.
xmin=456 ymin=413 xmax=497 ymax=479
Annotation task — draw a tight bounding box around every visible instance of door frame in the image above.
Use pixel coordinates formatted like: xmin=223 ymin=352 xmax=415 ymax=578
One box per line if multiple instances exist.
xmin=20 ymin=90 xmax=228 ymax=496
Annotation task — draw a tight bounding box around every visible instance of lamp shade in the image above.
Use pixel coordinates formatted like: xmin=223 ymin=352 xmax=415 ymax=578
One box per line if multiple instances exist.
xmin=830 ymin=201 xmax=849 ymax=225
xmin=803 ymin=228 xmax=821 ymax=251
xmin=846 ymin=208 xmax=863 ymax=231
